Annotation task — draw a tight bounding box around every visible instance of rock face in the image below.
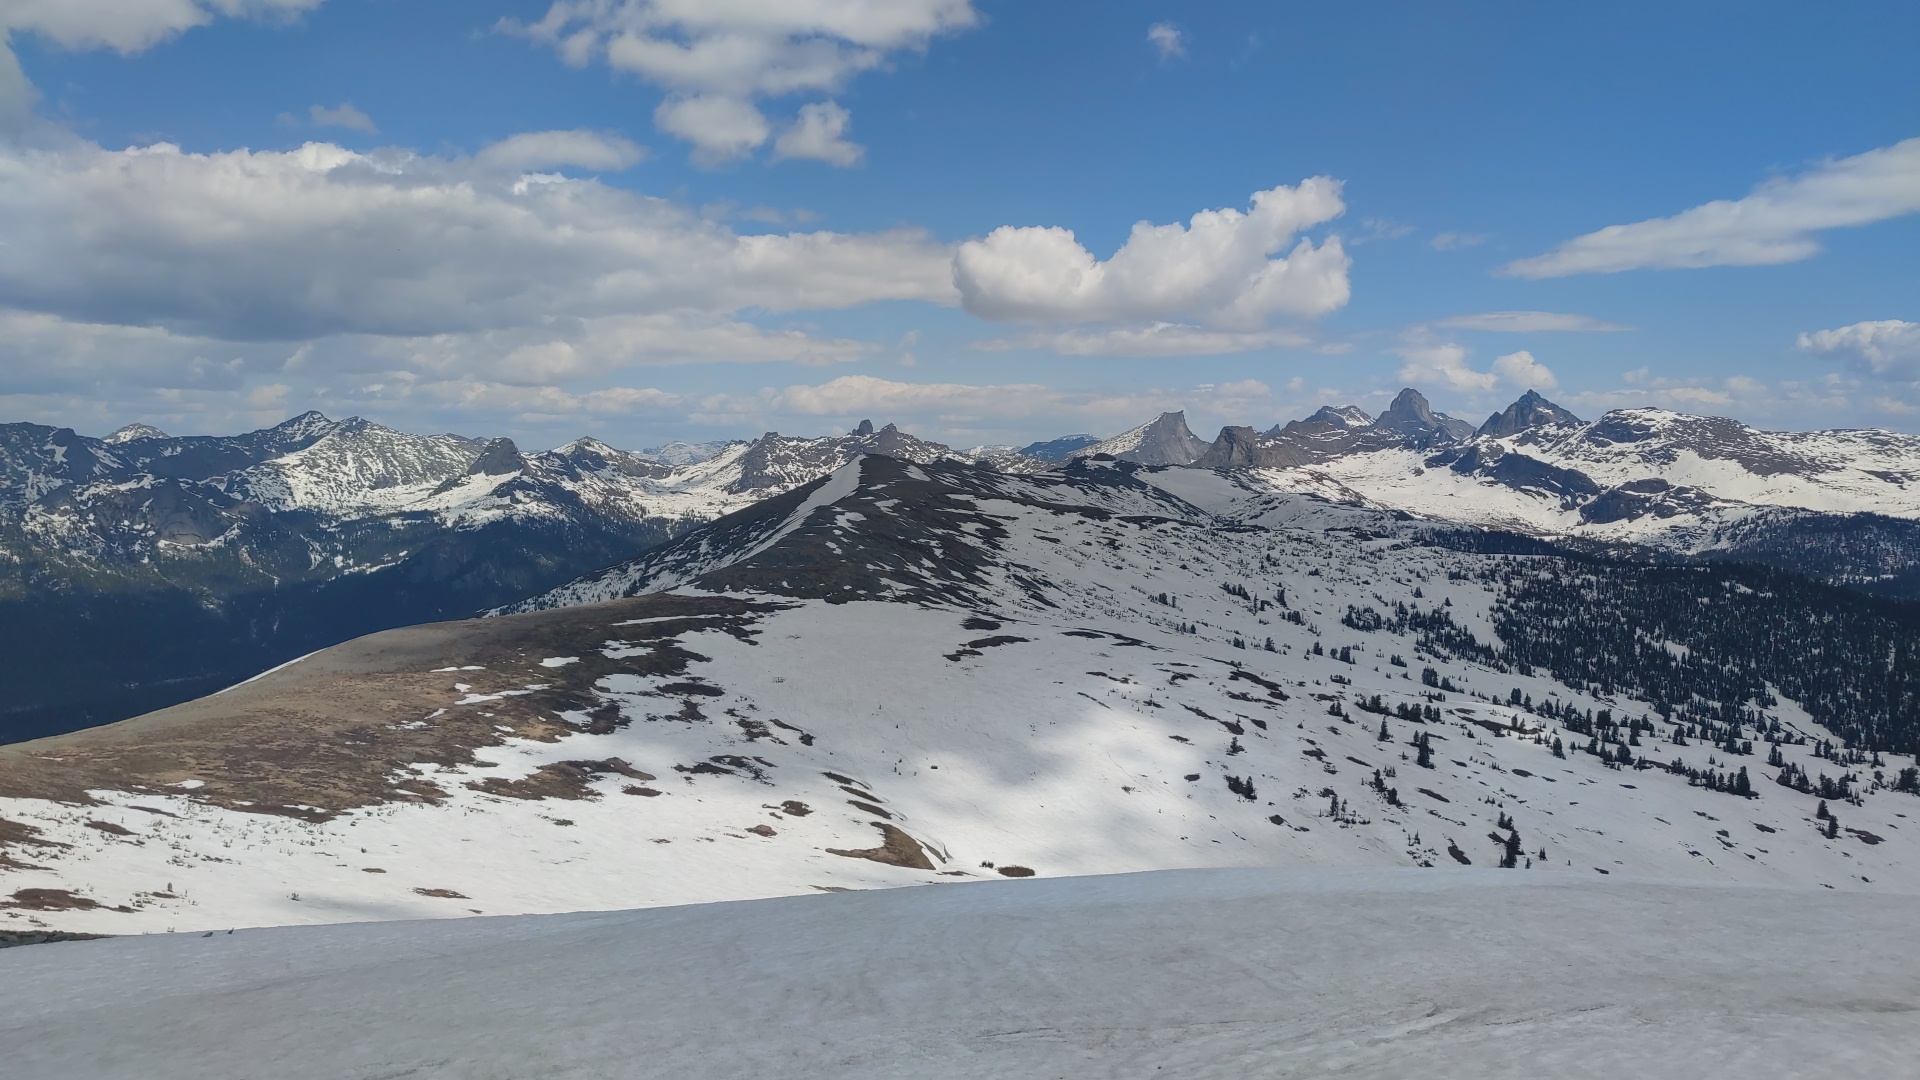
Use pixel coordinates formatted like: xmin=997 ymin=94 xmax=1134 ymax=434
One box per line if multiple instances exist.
xmin=1073 ymin=412 xmax=1211 ymax=466
xmin=1375 ymin=388 xmax=1476 ymax=441
xmin=468 ymin=438 xmax=526 ymax=477
xmin=1479 ymin=390 xmax=1582 ymax=437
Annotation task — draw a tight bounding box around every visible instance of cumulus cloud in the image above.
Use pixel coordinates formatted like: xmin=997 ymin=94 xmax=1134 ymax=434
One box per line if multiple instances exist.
xmin=1396 ymin=343 xmax=1556 ymax=393
xmin=1437 ymin=311 xmax=1628 ymax=333
xmin=1798 ymin=319 xmax=1920 ymax=380
xmin=507 ymin=0 xmax=977 ymax=165
xmin=475 ymin=129 xmax=645 ymax=172
xmin=653 ymin=94 xmax=770 ymax=165
xmin=0 ymin=138 xmax=956 ymax=343
xmin=1505 ymin=138 xmax=1920 ymax=278
xmin=1430 ymin=231 xmax=1485 ymax=250
xmin=1147 ymin=22 xmax=1185 ymax=60
xmin=772 ymin=101 xmax=862 ymax=166
xmin=309 ymin=102 xmax=375 ymax=133
xmin=1490 ymin=349 xmax=1557 ymax=390
xmin=953 ymin=179 xmax=1350 ymax=330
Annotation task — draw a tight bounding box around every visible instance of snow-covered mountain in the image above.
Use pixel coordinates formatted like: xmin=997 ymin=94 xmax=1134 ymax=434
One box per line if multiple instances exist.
xmin=1113 ymin=389 xmax=1920 ymax=598
xmin=0 ymin=413 xmax=970 ymax=740
xmin=4 ymin=453 xmax=1914 ymax=938
xmin=1069 ymin=410 xmax=1212 ymax=465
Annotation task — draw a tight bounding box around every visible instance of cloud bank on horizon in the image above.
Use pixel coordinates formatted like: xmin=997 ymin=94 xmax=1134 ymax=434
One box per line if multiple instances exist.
xmin=0 ymin=1 xmax=1913 ymax=446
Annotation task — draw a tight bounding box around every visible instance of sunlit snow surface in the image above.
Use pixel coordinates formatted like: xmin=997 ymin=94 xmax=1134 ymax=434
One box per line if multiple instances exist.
xmin=3 ymin=868 xmax=1916 ymax=1080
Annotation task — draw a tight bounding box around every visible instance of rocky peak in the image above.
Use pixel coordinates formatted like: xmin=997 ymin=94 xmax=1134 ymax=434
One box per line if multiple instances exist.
xmin=852 ymin=419 xmax=876 ymax=437
xmin=104 ymin=423 xmax=169 ymax=445
xmin=469 ymin=438 xmax=527 ymax=476
xmin=1375 ymin=389 xmax=1476 ymax=442
xmin=1080 ymin=411 xmax=1211 ymax=466
xmin=1479 ymin=390 xmax=1581 ymax=438
xmin=1194 ymin=426 xmax=1271 ymax=470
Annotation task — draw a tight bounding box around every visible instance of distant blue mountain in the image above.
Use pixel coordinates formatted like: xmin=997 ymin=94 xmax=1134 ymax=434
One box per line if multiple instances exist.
xmin=1019 ymin=434 xmax=1099 ymax=461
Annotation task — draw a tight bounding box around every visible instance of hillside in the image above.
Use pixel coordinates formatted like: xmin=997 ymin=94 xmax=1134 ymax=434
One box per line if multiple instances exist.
xmin=2 ymin=454 xmax=1915 ymax=938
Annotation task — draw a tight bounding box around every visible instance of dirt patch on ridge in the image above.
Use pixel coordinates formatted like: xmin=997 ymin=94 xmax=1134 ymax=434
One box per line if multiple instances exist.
xmin=827 ymin=823 xmax=938 ymax=870
xmin=0 ymin=595 xmax=782 ymax=821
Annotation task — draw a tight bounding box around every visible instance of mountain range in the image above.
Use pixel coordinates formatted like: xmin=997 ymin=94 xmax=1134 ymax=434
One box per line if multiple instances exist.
xmin=2 ymin=450 xmax=1916 ymax=940
xmin=8 ymin=388 xmax=1920 ymax=741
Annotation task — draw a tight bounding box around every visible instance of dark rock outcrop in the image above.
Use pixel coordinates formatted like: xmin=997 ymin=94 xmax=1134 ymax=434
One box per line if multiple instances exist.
xmin=1479 ymin=391 xmax=1581 ymax=438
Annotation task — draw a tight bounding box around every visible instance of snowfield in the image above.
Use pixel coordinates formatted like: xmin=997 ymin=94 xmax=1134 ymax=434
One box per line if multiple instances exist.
xmin=3 ymin=868 xmax=1915 ymax=1080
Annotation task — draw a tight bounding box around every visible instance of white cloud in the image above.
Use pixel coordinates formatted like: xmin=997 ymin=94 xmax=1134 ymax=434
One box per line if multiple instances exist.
xmin=1437 ymin=311 xmax=1629 ymax=333
xmin=475 ymin=129 xmax=645 ymax=172
xmin=507 ymin=0 xmax=977 ymax=164
xmin=1147 ymin=22 xmax=1185 ymax=60
xmin=1490 ymin=349 xmax=1557 ymax=391
xmin=653 ymin=94 xmax=772 ymax=164
xmin=976 ymin=323 xmax=1309 ymax=357
xmin=0 ymin=138 xmax=956 ymax=343
xmin=772 ymin=101 xmax=862 ymax=166
xmin=309 ymin=102 xmax=375 ymax=133
xmin=1395 ymin=343 xmax=1556 ymax=393
xmin=1505 ymin=138 xmax=1920 ymax=278
xmin=1430 ymin=231 xmax=1485 ymax=251
xmin=0 ymin=0 xmax=325 ymax=55
xmin=953 ymin=179 xmax=1350 ymax=329
xmin=1798 ymin=319 xmax=1920 ymax=379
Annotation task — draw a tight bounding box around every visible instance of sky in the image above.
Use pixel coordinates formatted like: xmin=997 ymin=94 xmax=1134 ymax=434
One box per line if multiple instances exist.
xmin=0 ymin=0 xmax=1916 ymax=450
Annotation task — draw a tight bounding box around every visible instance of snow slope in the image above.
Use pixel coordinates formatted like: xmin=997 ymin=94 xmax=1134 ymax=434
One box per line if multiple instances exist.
xmin=3 ymin=868 xmax=1915 ymax=1080
xmin=3 ymin=455 xmax=1915 ymax=938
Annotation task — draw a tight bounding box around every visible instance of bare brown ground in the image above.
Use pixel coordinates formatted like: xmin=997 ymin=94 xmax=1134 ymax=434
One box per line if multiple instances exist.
xmin=0 ymin=595 xmax=780 ymax=822
xmin=827 ymin=823 xmax=937 ymax=871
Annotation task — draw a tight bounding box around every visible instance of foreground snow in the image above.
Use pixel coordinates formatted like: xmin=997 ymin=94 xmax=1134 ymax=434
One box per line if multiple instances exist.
xmin=3 ymin=868 xmax=1915 ymax=1080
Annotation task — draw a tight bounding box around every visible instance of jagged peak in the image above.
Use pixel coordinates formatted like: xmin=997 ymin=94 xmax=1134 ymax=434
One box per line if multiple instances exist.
xmin=1074 ymin=411 xmax=1209 ymax=466
xmin=468 ymin=437 xmax=526 ymax=476
xmin=1479 ymin=390 xmax=1582 ymax=438
xmin=1376 ymin=388 xmax=1476 ymax=442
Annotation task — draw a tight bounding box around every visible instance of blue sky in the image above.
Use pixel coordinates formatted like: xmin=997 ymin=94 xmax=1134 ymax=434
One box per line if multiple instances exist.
xmin=1 ymin=0 xmax=1917 ymax=448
